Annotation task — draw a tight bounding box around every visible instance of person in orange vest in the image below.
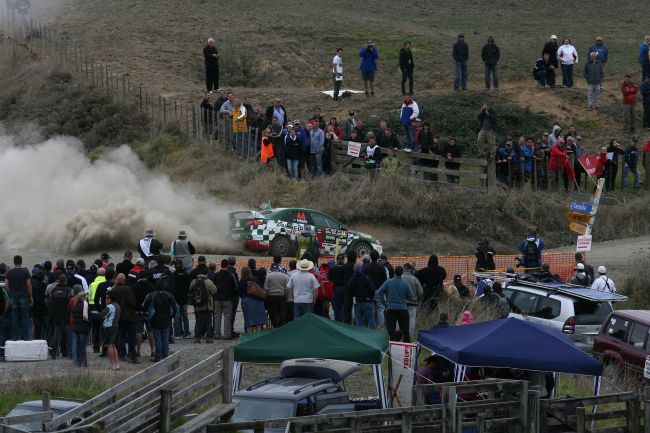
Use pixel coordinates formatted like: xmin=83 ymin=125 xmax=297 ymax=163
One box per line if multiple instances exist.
xmin=260 ymin=128 xmax=275 ymax=164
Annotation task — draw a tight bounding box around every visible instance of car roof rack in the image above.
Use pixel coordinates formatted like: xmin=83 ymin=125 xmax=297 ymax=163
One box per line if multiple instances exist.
xmin=292 ymin=378 xmax=335 ymax=395
xmin=505 ymin=278 xmax=628 ymax=303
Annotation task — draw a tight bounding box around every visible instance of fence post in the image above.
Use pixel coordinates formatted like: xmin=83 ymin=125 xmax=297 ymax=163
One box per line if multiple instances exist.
xmin=401 ymin=411 xmax=412 ymax=433
xmin=644 ymin=387 xmax=650 ymax=433
xmin=627 ymin=398 xmax=640 ymax=433
xmin=139 ymin=85 xmax=143 ymax=112
xmin=575 ymin=407 xmax=585 ymax=433
xmin=447 ymin=386 xmax=457 ymax=433
xmin=42 ymin=391 xmax=51 ymax=432
xmin=222 ymin=347 xmax=233 ymax=404
xmin=192 ymin=105 xmax=197 ymax=142
xmin=159 ymin=387 xmax=172 ymax=433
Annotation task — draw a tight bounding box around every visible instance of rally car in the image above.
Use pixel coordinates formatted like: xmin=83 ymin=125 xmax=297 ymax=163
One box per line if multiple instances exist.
xmin=229 ymin=207 xmax=382 ymax=257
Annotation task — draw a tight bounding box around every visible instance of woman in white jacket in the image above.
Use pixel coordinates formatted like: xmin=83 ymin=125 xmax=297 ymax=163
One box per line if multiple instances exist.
xmin=557 ymin=38 xmax=579 ymax=88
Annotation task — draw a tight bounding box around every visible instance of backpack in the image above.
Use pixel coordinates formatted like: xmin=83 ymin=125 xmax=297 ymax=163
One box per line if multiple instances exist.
xmin=524 ymin=239 xmax=538 ymax=263
xmin=191 ymin=278 xmax=208 ymax=307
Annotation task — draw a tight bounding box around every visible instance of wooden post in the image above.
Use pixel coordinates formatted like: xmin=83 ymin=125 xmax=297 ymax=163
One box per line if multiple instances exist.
xmin=401 ymin=411 xmax=412 ymax=433
xmin=91 ymin=60 xmax=96 ymax=86
xmin=41 ymin=391 xmax=51 ymax=432
xmin=350 ymin=418 xmax=362 ymax=433
xmin=644 ymin=387 xmax=650 ymax=433
xmin=163 ymin=98 xmax=167 ymax=123
xmin=159 ymin=388 xmax=172 ymax=433
xmin=627 ymin=398 xmax=639 ymax=433
xmin=122 ymin=76 xmax=126 ymax=104
xmin=139 ymin=85 xmax=143 ymax=112
xmin=519 ymin=380 xmax=528 ymax=433
xmin=222 ymin=347 xmax=233 ymax=404
xmin=576 ymin=407 xmax=585 ymax=433
xmin=447 ymin=386 xmax=457 ymax=433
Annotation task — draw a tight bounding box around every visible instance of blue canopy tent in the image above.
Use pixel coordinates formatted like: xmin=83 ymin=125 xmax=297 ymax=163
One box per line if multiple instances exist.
xmin=418 ymin=317 xmax=603 ymax=376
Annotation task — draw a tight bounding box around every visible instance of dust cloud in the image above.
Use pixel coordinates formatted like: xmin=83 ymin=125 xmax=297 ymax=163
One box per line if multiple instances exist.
xmin=0 ymin=130 xmax=239 ymax=255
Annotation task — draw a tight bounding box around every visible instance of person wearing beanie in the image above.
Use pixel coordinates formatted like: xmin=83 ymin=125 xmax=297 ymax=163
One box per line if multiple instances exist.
xmin=591 ymin=266 xmax=617 ymax=292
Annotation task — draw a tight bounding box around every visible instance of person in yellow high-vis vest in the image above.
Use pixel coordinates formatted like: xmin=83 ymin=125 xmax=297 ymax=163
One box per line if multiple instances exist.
xmin=88 ymin=268 xmax=106 ymax=353
xmin=232 ymin=97 xmax=248 ymax=159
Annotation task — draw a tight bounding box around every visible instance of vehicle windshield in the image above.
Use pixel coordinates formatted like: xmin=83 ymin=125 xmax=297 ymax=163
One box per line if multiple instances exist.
xmin=574 ymin=301 xmax=612 ymax=325
xmin=232 ymin=397 xmax=295 ymax=422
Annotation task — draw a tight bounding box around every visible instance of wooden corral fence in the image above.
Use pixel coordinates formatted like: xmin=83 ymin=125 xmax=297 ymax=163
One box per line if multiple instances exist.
xmin=0 ymin=349 xmax=234 ymax=433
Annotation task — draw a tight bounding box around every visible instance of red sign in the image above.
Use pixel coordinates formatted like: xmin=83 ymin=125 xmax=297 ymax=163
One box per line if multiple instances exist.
xmin=578 ymin=155 xmax=604 ymax=177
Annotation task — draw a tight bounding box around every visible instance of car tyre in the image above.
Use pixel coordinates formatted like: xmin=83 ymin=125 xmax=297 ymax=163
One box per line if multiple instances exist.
xmin=353 ymin=242 xmax=372 ymax=258
xmin=270 ymin=236 xmax=292 ymax=257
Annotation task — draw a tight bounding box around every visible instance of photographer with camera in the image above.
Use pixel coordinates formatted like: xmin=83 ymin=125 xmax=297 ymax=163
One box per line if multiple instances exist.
xmin=359 ymin=41 xmax=378 ymax=97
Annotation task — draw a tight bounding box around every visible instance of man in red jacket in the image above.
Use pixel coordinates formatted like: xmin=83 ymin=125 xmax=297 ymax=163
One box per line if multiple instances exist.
xmin=621 ymin=75 xmax=639 ymax=133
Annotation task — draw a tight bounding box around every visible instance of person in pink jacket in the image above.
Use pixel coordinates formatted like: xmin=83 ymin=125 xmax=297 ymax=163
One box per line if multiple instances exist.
xmin=557 ymin=38 xmax=579 ymax=88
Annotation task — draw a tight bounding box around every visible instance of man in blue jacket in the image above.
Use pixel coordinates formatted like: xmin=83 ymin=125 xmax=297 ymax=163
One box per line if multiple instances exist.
xmin=452 ymin=34 xmax=469 ymax=91
xmin=376 ymin=266 xmax=415 ymax=342
xmin=359 ymin=41 xmax=378 ymax=97
xmin=640 ymin=36 xmax=650 ymax=81
xmin=588 ymin=36 xmax=608 ymax=67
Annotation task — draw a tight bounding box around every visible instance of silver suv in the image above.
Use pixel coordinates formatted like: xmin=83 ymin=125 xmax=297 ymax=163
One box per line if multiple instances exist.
xmin=231 ymin=359 xmax=367 ymax=432
xmin=503 ymin=279 xmax=626 ymax=353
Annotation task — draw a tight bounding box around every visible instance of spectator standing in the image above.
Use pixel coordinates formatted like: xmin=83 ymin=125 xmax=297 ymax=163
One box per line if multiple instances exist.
xmin=143 ymin=280 xmax=177 ymax=362
xmin=401 ymin=263 xmax=423 ymax=338
xmin=399 ymin=41 xmax=415 ymax=96
xmin=623 ymin=138 xmax=641 ymax=190
xmin=444 ymin=136 xmax=463 ymax=183
xmin=213 ymin=89 xmax=227 ymax=111
xmin=475 ymin=239 xmax=496 ymax=271
xmin=452 ymin=33 xmax=469 ymax=91
xmin=70 ymin=291 xmax=89 ymax=367
xmin=400 ymin=94 xmax=419 ymax=151
xmin=212 ymin=260 xmax=237 ymax=338
xmin=332 ymin=48 xmax=344 ymax=101
xmin=343 ymin=111 xmax=356 ymax=140
xmin=557 ymin=38 xmax=579 ymax=88
xmin=605 ymin=139 xmax=623 ymax=191
xmin=347 ymin=263 xmax=376 ymax=329
xmin=190 ymin=273 xmax=217 ymax=343
xmin=200 ymin=92 xmax=214 ymax=139
xmin=571 ymin=263 xmax=591 ymax=286
xmin=115 ymin=251 xmax=134 ymax=277
xmin=542 ymin=35 xmax=559 ymax=87
xmin=588 ymin=36 xmax=608 ymax=68
xmin=533 ymin=53 xmax=551 ymax=88
xmin=264 ymin=262 xmax=290 ymax=328
xmin=640 ymin=35 xmax=650 ymax=81
xmin=481 ymin=36 xmax=500 ymax=92
xmin=641 ymin=77 xmax=650 ymax=130
xmin=5 ymin=255 xmax=32 ymax=340
xmin=591 ymin=266 xmax=617 ymax=293
xmin=328 ymin=255 xmax=346 ymax=322
xmin=376 ymin=267 xmax=415 ymax=342
xmin=203 ymin=38 xmax=219 ymax=92
xmin=101 ymin=292 xmax=120 ymax=370
xmin=232 ymin=97 xmax=248 ymax=158
xmin=310 ymin=107 xmax=327 ymax=130
xmin=365 ymin=251 xmax=388 ymax=328
xmin=170 ymin=230 xmax=195 ymax=273
xmin=477 ymin=102 xmax=498 ymax=188
xmin=287 ymin=259 xmax=319 ymax=318
xmin=583 ymin=52 xmax=603 ymax=111
xmin=172 ymin=260 xmax=191 ymax=339
xmin=138 ymin=228 xmax=163 ymax=265
xmin=359 ymin=41 xmax=378 ymax=97
xmin=310 ymin=120 xmax=325 ymax=177
xmin=110 ymin=273 xmax=138 ymax=363
xmin=415 ymin=255 xmax=447 ymax=310
xmin=518 ymin=228 xmax=544 ymax=270
xmin=49 ymin=275 xmax=71 ymax=358
xmin=284 ymin=128 xmax=301 ymax=180
xmin=575 ymin=252 xmax=595 ymax=283
xmin=265 ymin=98 xmax=288 ymax=129
xmin=621 ymin=75 xmax=639 ymax=133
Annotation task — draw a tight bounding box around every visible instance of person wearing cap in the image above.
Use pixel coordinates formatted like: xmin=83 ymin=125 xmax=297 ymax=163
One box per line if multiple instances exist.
xmin=481 ymin=36 xmax=500 ymax=93
xmin=591 ymin=266 xmax=617 ymax=293
xmin=542 ymin=35 xmax=559 ymax=87
xmin=100 ymin=253 xmax=112 ymax=270
xmin=453 ymin=275 xmax=470 ymax=298
xmin=138 ymin=228 xmax=163 ymax=265
xmin=287 ymin=259 xmax=320 ymax=319
xmin=332 ymin=48 xmax=344 ymax=101
xmin=570 ymin=263 xmax=591 ymax=286
xmin=115 ymin=251 xmax=134 ymax=277
xmin=583 ymin=52 xmax=603 ymax=111
xmin=399 ymin=41 xmax=415 ymax=96
xmin=203 ymin=37 xmax=219 ymax=92
xmin=401 ymin=263 xmax=423 ymax=337
xmin=265 ymin=98 xmax=288 ymax=129
xmin=376 ymin=266 xmax=415 ymax=342
xmin=588 ymin=36 xmax=608 ymax=67
xmin=359 ymin=40 xmax=378 ymax=97
xmin=452 ymin=33 xmax=469 ymax=91
xmin=170 ymin=230 xmax=196 ymax=274
xmin=400 ymin=94 xmax=420 ymax=151
xmin=444 ymin=135 xmax=463 ymax=184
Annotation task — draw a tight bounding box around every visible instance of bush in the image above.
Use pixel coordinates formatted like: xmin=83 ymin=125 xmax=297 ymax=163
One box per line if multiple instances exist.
xmin=621 ymin=248 xmax=650 ymax=309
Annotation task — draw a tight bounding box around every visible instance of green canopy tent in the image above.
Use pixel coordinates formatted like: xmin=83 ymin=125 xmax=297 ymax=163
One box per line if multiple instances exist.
xmin=233 ymin=313 xmax=390 ymax=407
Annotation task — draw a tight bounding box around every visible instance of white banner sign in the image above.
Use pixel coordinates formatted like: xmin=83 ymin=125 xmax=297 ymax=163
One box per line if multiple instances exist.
xmin=389 ymin=342 xmax=417 ymax=407
xmin=576 ymin=235 xmax=592 ymax=252
xmin=347 ymin=141 xmax=361 ymax=158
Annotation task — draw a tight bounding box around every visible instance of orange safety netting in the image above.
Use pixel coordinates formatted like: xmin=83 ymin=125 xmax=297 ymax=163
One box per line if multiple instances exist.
xmin=230 ymin=252 xmax=580 ymax=284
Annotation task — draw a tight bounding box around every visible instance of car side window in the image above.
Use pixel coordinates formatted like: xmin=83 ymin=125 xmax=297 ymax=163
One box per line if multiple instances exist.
xmin=606 ymin=316 xmax=630 ymax=342
xmin=281 ymin=211 xmax=297 ymax=224
xmin=311 ymin=213 xmax=339 ymax=229
xmin=629 ymin=322 xmax=649 ymax=348
xmin=530 ymin=297 xmax=561 ymax=319
xmin=511 ymin=291 xmax=539 ymax=314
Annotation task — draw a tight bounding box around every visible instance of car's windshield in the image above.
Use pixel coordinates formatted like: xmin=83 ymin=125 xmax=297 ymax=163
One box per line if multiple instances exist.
xmin=574 ymin=301 xmax=612 ymax=325
xmin=232 ymin=397 xmax=294 ymax=422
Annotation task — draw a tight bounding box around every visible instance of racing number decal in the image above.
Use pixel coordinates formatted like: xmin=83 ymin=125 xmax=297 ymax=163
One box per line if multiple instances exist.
xmin=296 ymin=212 xmax=308 ymax=224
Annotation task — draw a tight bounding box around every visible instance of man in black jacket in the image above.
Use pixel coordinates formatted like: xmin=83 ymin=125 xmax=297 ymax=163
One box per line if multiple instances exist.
xmin=475 ymin=239 xmax=496 ymax=271
xmin=203 ymin=38 xmax=219 ymax=92
xmin=342 ymin=250 xmax=358 ymax=325
xmin=481 ymin=36 xmax=500 ymax=92
xmin=452 ymin=34 xmax=469 ymax=91
xmin=212 ymin=260 xmax=237 ymax=339
xmin=265 ymin=99 xmax=288 ymax=128
xmin=399 ymin=41 xmax=415 ymax=96
xmin=364 ymin=250 xmax=388 ymax=328
xmin=143 ymin=280 xmax=177 ymax=362
xmin=415 ymin=255 xmax=447 ymax=310
xmin=542 ymin=35 xmax=559 ymax=87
